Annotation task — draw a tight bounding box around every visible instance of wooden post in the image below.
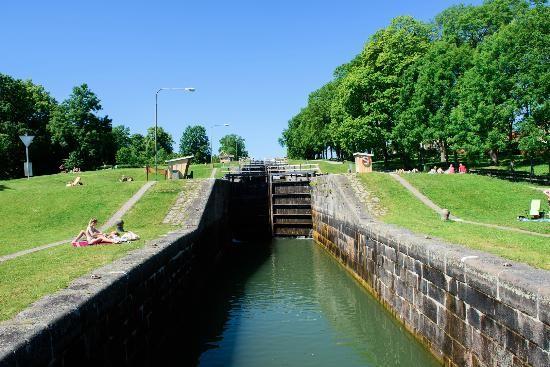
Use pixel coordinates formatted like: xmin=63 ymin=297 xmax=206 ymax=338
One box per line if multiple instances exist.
xmin=146 ymin=165 xmax=149 ymax=181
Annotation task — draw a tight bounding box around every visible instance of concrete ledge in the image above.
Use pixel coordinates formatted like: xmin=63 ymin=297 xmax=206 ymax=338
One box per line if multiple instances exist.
xmin=311 ymin=174 xmax=550 ymax=367
xmin=0 ymin=179 xmax=231 ymax=367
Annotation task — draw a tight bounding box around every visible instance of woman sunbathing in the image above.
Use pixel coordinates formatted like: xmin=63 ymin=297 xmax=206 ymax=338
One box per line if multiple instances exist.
xmin=73 ymin=218 xmax=116 ymax=245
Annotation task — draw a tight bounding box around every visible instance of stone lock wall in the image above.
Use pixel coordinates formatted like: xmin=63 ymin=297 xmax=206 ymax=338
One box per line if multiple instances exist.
xmin=0 ymin=179 xmax=231 ymax=367
xmin=311 ymin=175 xmax=549 ymax=367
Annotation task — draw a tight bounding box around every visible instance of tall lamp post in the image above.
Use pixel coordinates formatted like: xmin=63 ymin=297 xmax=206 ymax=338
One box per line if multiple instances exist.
xmin=210 ymin=124 xmax=229 ymax=167
xmin=155 ymin=87 xmax=195 ymax=179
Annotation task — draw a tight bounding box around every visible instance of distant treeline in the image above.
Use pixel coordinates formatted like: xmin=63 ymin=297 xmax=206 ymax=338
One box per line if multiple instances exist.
xmin=0 ymin=75 xmax=248 ymax=179
xmin=280 ymin=0 xmax=549 ymax=168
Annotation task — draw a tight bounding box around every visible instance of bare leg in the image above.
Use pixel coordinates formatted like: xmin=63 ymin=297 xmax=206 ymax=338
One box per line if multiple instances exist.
xmin=73 ymin=230 xmax=86 ymax=242
xmin=96 ymin=235 xmax=115 ymax=244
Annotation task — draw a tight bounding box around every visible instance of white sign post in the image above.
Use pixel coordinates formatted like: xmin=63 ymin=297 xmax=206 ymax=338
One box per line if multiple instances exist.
xmin=19 ymin=134 xmax=35 ymax=180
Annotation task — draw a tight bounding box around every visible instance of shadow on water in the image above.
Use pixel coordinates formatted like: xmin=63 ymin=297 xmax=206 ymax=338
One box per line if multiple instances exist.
xmin=158 ymin=239 xmax=440 ymax=367
xmin=157 ymin=240 xmax=273 ymax=366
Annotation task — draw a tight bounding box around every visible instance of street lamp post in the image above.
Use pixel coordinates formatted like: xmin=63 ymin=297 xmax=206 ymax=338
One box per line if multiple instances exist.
xmin=155 ymin=87 xmax=195 ymax=180
xmin=210 ymin=124 xmax=230 ymax=167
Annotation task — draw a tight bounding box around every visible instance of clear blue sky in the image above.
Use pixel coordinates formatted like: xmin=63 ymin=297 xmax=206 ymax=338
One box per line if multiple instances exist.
xmin=2 ymin=0 xmax=482 ymax=158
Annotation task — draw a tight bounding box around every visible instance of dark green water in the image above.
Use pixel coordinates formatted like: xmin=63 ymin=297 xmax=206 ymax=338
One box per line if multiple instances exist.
xmin=195 ymin=238 xmax=441 ymax=367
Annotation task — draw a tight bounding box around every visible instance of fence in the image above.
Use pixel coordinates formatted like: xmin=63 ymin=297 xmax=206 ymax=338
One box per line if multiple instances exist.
xmin=469 ymin=168 xmax=550 ymax=185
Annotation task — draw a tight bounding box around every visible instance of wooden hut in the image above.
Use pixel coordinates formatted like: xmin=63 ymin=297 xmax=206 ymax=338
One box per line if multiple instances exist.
xmin=165 ymin=155 xmax=194 ymax=179
xmin=353 ymin=153 xmax=374 ymax=173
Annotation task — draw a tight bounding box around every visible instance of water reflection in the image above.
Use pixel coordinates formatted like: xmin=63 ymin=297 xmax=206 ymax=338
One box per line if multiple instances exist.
xmin=191 ymin=239 xmax=441 ymax=367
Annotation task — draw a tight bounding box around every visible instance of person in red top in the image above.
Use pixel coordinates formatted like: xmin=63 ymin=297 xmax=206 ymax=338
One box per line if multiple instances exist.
xmin=458 ymin=163 xmax=467 ymax=174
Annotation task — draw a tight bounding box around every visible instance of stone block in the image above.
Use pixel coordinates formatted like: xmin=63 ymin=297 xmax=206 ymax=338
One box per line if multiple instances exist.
xmin=516 ymin=311 xmax=549 ymax=351
xmin=526 ymin=341 xmax=550 ymax=367
xmin=424 ymin=265 xmax=447 ymax=290
xmin=458 ymin=283 xmax=496 ymax=317
xmin=428 ymin=282 xmax=446 ymax=305
xmin=418 ymin=293 xmax=438 ymax=323
xmin=497 ymin=267 xmax=542 ymax=319
xmin=445 ymin=293 xmax=466 ymax=320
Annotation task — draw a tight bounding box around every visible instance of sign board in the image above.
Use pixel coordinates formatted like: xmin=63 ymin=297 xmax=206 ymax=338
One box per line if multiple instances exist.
xmin=19 ymin=135 xmax=35 ymax=147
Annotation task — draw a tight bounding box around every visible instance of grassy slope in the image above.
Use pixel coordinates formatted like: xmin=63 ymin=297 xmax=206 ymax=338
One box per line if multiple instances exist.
xmin=0 ymin=168 xmax=148 ymax=256
xmin=0 ymin=179 xmax=190 ymax=321
xmin=404 ymin=174 xmax=549 ymax=235
xmin=357 ymin=173 xmax=549 ymax=270
xmin=288 ymin=159 xmax=355 ymax=174
xmin=187 ymin=162 xmax=239 ymax=179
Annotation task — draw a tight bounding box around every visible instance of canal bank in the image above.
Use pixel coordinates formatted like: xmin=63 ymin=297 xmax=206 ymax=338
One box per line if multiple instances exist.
xmin=1 ymin=171 xmax=548 ymax=367
xmin=0 ymin=179 xmax=232 ymax=367
xmin=311 ymin=174 xmax=550 ymax=367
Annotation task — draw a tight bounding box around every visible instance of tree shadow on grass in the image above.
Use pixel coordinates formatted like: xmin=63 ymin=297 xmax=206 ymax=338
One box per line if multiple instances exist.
xmin=0 ymin=185 xmax=12 ymax=191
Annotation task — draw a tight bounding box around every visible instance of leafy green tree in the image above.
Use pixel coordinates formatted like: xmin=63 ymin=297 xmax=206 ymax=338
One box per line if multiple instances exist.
xmin=331 ymin=16 xmax=433 ymax=166
xmin=179 ymin=125 xmax=210 ymax=163
xmin=0 ymin=73 xmax=57 ymax=178
xmin=435 ymin=0 xmax=530 ymax=47
xmin=144 ymin=126 xmax=174 ymax=155
xmin=395 ymin=41 xmax=474 ymax=163
xmin=452 ymin=5 xmax=549 ymax=164
xmin=48 ymin=84 xmax=115 ymax=169
xmin=112 ymin=125 xmax=131 ymax=152
xmin=219 ymin=134 xmax=248 ymax=159
xmin=116 ymin=133 xmax=146 ymax=165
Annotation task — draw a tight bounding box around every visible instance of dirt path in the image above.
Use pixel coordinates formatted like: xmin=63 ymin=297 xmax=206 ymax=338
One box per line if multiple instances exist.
xmin=389 ymin=173 xmax=550 ymax=239
xmin=210 ymin=168 xmax=218 ymax=178
xmin=0 ymin=181 xmax=157 ymax=264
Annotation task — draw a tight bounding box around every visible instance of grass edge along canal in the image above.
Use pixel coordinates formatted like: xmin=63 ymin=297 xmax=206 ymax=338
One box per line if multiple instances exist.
xmin=0 ymin=179 xmax=198 ymax=322
xmin=356 ymin=173 xmax=549 ymax=270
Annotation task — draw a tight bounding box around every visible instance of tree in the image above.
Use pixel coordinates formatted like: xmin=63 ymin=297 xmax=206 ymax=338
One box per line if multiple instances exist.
xmin=0 ymin=73 xmax=57 ymax=178
xmin=452 ymin=5 xmax=549 ymax=164
xmin=48 ymin=84 xmax=115 ymax=170
xmin=116 ymin=133 xmax=146 ymax=166
xmin=112 ymin=125 xmax=131 ymax=152
xmin=435 ymin=0 xmax=530 ymax=47
xmin=331 ymin=16 xmax=433 ymax=166
xmin=179 ymin=125 xmax=210 ymax=163
xmin=219 ymin=134 xmax=248 ymax=159
xmin=395 ymin=41 xmax=474 ymax=164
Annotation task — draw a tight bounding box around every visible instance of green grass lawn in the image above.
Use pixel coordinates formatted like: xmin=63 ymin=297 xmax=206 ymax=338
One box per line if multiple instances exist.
xmin=288 ymin=159 xmax=355 ymax=174
xmin=483 ymin=163 xmax=549 ymax=176
xmin=403 ymin=174 xmax=549 ymax=235
xmin=357 ymin=173 xmax=550 ymax=270
xmin=187 ymin=162 xmax=239 ymax=179
xmin=0 ymin=179 xmax=192 ymax=321
xmin=0 ymin=168 xmax=149 ymax=256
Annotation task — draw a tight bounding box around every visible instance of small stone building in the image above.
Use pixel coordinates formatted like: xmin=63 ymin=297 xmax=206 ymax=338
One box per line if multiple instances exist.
xmin=165 ymin=155 xmax=193 ymax=179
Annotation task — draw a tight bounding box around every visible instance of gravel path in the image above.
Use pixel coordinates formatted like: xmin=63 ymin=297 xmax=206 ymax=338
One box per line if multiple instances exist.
xmin=210 ymin=168 xmax=218 ymax=178
xmin=390 ymin=173 xmax=550 ymax=238
xmin=0 ymin=181 xmax=157 ymax=264
xmin=162 ymin=180 xmax=203 ymax=225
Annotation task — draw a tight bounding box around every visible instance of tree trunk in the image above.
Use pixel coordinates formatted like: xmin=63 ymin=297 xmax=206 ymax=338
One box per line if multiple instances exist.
xmin=489 ymin=149 xmax=499 ymax=165
xmin=439 ymin=141 xmax=448 ymax=163
xmin=382 ymin=145 xmax=389 ymax=170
